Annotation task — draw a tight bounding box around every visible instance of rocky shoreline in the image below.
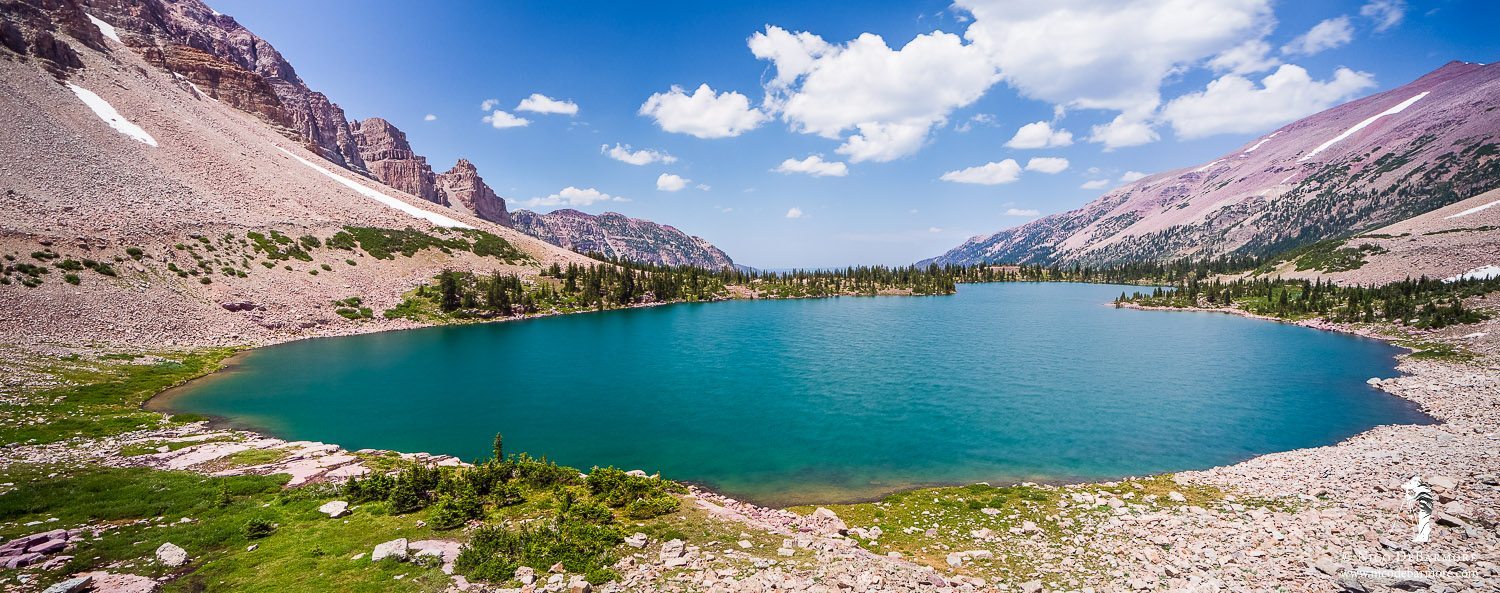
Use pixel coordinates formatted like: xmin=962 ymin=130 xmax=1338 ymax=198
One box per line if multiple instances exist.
xmin=3 ymin=296 xmax=1498 ymax=592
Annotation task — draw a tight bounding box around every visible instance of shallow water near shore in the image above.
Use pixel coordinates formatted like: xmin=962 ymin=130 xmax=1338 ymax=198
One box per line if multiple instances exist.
xmin=156 ymin=283 xmax=1429 ymax=506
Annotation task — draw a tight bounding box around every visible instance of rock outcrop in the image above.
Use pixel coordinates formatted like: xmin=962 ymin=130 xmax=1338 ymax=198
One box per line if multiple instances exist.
xmin=82 ymin=0 xmax=368 ymax=172
xmin=436 ymin=159 xmax=511 ymax=226
xmin=140 ymin=43 xmax=291 ymax=131
xmin=0 ymin=0 xmax=106 ymax=74
xmin=925 ymin=61 xmax=1500 ymax=266
xmin=350 ymin=118 xmax=443 ymax=205
xmin=511 ymin=209 xmax=736 ymax=269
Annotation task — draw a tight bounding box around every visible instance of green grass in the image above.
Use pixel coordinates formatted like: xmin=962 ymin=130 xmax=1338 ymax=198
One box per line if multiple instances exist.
xmin=1399 ymin=340 xmax=1476 ymax=362
xmin=0 ymin=466 xmax=453 ymax=592
xmin=0 ymin=349 xmax=238 ymax=446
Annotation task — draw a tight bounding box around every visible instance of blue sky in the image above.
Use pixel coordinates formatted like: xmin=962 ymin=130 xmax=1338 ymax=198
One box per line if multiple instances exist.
xmin=210 ymin=0 xmax=1497 ymax=268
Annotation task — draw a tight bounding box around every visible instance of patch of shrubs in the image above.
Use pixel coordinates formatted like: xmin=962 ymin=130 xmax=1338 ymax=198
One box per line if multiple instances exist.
xmin=336 ymin=434 xmax=681 ymax=587
xmin=342 ymin=226 xmax=529 ymax=264
xmin=243 ymin=517 xmax=276 ymax=539
xmin=126 ymin=247 xmax=145 ymax=260
xmin=246 ymin=231 xmax=313 ymax=262
xmin=333 ymin=297 xmax=374 ymax=320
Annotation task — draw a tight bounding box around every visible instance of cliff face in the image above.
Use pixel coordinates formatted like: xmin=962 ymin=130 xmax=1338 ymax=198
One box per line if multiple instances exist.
xmin=511 ymin=209 xmax=736 ymax=269
xmin=350 ymin=118 xmax=444 ymax=205
xmin=140 ymin=43 xmax=291 ymax=130
xmin=437 ymin=159 xmax=510 ymax=226
xmin=925 ymin=62 xmax=1500 ymax=266
xmin=80 ymin=0 xmax=368 ymax=172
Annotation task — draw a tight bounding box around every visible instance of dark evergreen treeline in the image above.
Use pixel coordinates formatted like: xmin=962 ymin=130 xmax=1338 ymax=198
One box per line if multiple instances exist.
xmin=584 ymin=253 xmax=959 ymax=297
xmin=1117 ymin=274 xmax=1499 ymax=329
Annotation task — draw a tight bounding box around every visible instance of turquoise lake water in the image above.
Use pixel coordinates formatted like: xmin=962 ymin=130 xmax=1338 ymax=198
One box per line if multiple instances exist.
xmin=159 ymin=283 xmax=1429 ymax=506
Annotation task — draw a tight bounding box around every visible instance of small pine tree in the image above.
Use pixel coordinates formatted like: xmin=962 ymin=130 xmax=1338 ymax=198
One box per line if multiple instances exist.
xmin=387 ymin=478 xmax=423 ymax=514
xmin=492 ymin=433 xmax=504 ymax=461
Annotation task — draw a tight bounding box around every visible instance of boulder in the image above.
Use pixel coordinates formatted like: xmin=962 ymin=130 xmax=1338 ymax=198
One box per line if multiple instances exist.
xmin=624 ymin=533 xmax=648 ymax=548
xmin=155 ymin=542 xmax=188 ymax=567
xmin=371 ymin=538 xmax=408 ymax=562
xmin=1020 ymin=580 xmax=1044 ymax=593
xmin=77 ymin=572 xmax=161 ymax=593
xmin=317 ymin=501 xmax=349 ymax=518
xmin=41 ymin=575 xmax=91 ymax=593
xmin=29 ymin=538 xmax=67 ymax=554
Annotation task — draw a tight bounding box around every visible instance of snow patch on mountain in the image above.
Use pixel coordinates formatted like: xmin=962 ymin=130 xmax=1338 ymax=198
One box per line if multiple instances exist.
xmin=86 ymin=13 xmax=120 ymax=43
xmin=1301 ymin=92 xmax=1429 ymax=161
xmin=67 ymin=83 xmax=157 ymax=146
xmin=1445 ymin=197 xmax=1500 ymax=219
xmin=1243 ymin=132 xmax=1279 ymax=154
xmin=274 ymin=147 xmax=472 ymax=228
xmin=1445 ymin=265 xmax=1500 ymax=282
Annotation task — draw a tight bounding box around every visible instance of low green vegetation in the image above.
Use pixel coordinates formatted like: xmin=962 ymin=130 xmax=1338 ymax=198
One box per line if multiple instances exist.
xmin=0 ymin=349 xmax=237 ymax=446
xmin=1288 ymin=240 xmax=1389 ymax=272
xmin=787 ymin=476 xmax=1227 ymax=586
xmin=339 ymin=440 xmax=684 ymax=585
xmin=1119 ymin=275 xmax=1499 ymax=329
xmin=333 ymin=296 xmax=375 ymax=320
xmin=334 ymin=226 xmax=529 ymax=264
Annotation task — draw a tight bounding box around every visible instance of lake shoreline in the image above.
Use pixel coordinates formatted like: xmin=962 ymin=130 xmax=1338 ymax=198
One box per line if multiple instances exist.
xmin=6 ymin=284 xmax=1494 ymax=592
xmin=147 ymin=284 xmax=1427 ymax=506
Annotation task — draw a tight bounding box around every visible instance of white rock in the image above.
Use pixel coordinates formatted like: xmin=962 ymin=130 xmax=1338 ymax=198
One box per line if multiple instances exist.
xmin=155 ymin=542 xmax=188 ymax=567
xmin=371 ymin=538 xmax=408 ymax=562
xmin=318 ymin=501 xmax=349 ymax=518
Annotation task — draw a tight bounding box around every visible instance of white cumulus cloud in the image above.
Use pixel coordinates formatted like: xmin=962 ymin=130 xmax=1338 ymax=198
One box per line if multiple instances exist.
xmin=1090 ymin=114 xmax=1160 ymax=149
xmin=516 ymin=93 xmax=579 ymax=115
xmin=1282 ymin=16 xmax=1354 ymax=56
xmin=956 ymin=0 xmax=1274 ymax=147
xmin=1161 ymin=64 xmax=1376 ymax=138
xmin=1208 ymin=39 xmax=1280 ymax=75
xmin=1360 ymin=0 xmax=1406 ymax=32
xmin=656 ymin=173 xmax=690 ymax=192
xmin=1005 ymin=121 xmax=1074 ymax=149
xmin=750 ymin=25 xmax=999 ymax=162
xmin=940 ymin=159 xmax=1022 ymax=185
xmin=1081 ymin=179 xmax=1110 ymax=190
xmin=517 ymin=186 xmax=629 ymax=209
xmin=483 ymin=110 xmax=530 ymax=129
xmin=423 ymin=113 xmax=437 ymax=122
xmin=480 ymin=98 xmax=498 ymax=111
xmin=601 ymin=143 xmax=676 ymax=166
xmin=1119 ymin=171 xmax=1149 ymax=183
xmin=774 ymin=155 xmax=849 ymax=177
xmin=639 ymin=84 xmax=768 ymax=138
xmin=1005 ymin=208 xmax=1041 ymax=216
xmin=1024 ymin=157 xmax=1070 ymax=174
xmin=786 ymin=207 xmax=804 ymax=219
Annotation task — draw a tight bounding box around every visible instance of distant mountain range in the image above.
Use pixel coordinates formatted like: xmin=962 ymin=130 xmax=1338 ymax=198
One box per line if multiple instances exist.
xmin=50 ymin=0 xmax=735 ymax=269
xmin=924 ymin=61 xmax=1500 ymax=267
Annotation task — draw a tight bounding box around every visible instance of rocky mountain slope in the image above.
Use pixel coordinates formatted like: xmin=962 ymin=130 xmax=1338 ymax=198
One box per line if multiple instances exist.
xmin=926 ymin=61 xmax=1500 ymax=267
xmin=0 ymin=0 xmax=598 ymax=347
xmin=1256 ymin=186 xmax=1500 ymax=285
xmin=511 ymin=209 xmax=736 ymax=269
xmin=18 ymin=0 xmax=735 ymax=269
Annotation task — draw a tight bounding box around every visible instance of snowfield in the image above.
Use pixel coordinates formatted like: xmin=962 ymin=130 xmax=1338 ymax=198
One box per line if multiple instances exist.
xmin=1445 ymin=197 xmax=1500 ymax=219
xmin=86 ymin=13 xmax=121 ymax=43
xmin=1243 ymin=132 xmax=1279 ymax=154
xmin=67 ymin=83 xmax=157 ymax=147
xmin=1300 ymin=92 xmax=1430 ymax=161
xmin=1445 ymin=265 xmax=1500 ymax=282
xmin=274 ymin=147 xmax=473 ymax=228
